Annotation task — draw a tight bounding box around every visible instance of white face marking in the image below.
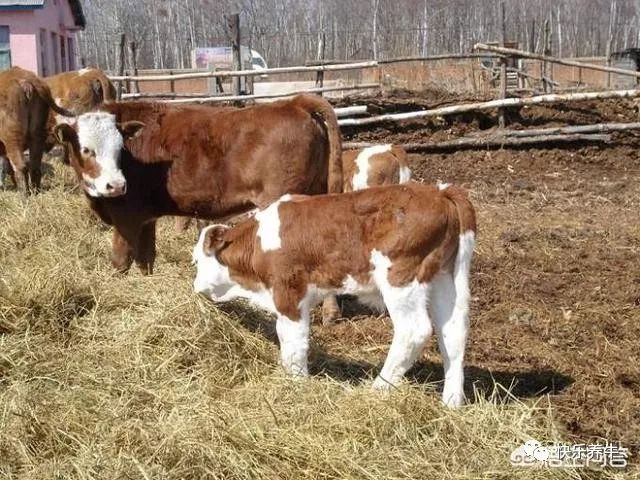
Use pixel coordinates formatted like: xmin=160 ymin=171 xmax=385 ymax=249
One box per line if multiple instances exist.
xmin=192 ymin=225 xmax=278 ymax=311
xmin=437 ymin=182 xmax=451 ymax=191
xmin=352 ymin=144 xmax=392 ymax=191
xmin=255 ymin=194 xmax=291 ymax=252
xmin=76 ymin=112 xmax=126 ymax=197
xmin=79 ymin=68 xmax=92 ymax=76
xmin=399 ymin=165 xmax=412 ymax=184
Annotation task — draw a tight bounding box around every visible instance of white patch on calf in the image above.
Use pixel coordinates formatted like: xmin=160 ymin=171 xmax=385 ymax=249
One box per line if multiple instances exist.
xmin=369 ymin=249 xmax=433 ymax=390
xmin=79 ymin=68 xmax=92 ymax=75
xmin=76 ymin=112 xmax=126 ymax=197
xmin=352 ymin=144 xmax=392 ymax=190
xmin=255 ymin=194 xmax=291 ymax=252
xmin=399 ymin=165 xmax=412 ymax=184
xmin=437 ymin=182 xmax=451 ymax=191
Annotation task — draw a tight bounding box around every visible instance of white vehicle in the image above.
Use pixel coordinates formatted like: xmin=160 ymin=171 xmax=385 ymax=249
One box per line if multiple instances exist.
xmin=192 ymin=46 xmax=268 ymax=74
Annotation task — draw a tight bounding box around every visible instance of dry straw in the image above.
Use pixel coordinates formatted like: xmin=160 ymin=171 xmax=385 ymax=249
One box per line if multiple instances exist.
xmin=0 ymin=164 xmax=627 ymax=479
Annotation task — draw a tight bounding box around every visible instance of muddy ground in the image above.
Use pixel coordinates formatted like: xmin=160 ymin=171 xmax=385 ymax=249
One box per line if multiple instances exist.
xmin=323 ymin=90 xmax=640 ymax=452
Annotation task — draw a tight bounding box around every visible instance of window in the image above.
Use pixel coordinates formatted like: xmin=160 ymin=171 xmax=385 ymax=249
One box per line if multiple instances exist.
xmin=39 ymin=29 xmax=48 ymax=76
xmin=0 ymin=26 xmax=10 ymax=71
xmin=51 ymin=32 xmax=59 ymax=74
xmin=60 ymin=36 xmax=66 ymax=71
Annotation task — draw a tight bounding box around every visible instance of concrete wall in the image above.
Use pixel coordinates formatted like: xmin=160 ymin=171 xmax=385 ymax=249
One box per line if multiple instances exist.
xmin=1 ymin=0 xmax=79 ymax=75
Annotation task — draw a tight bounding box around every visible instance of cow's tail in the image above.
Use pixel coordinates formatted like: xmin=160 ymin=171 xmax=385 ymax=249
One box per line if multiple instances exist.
xmin=23 ymin=79 xmax=75 ymax=117
xmin=390 ymin=144 xmax=411 ymax=183
xmin=293 ymin=94 xmax=343 ymax=193
xmin=441 ymin=185 xmax=476 ymax=311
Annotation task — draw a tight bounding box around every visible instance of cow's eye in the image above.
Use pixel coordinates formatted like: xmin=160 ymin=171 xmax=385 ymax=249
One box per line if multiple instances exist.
xmin=81 ymin=148 xmax=90 ymax=155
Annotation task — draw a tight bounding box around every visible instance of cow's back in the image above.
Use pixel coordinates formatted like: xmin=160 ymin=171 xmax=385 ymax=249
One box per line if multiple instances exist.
xmin=102 ymin=100 xmax=331 ymax=217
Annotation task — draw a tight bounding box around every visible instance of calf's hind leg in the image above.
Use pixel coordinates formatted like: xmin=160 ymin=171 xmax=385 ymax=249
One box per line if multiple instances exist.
xmin=373 ymin=282 xmax=432 ymax=390
xmin=431 ymin=271 xmax=468 ymax=408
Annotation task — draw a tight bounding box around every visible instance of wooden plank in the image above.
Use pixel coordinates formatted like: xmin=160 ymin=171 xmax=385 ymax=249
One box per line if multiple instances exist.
xmin=338 ymin=89 xmax=640 ymax=126
xmin=162 ymin=83 xmax=380 ymax=104
xmin=109 ymin=61 xmax=379 ymax=82
xmin=343 ymin=133 xmax=610 ymax=151
xmin=475 ymin=43 xmax=640 ymax=79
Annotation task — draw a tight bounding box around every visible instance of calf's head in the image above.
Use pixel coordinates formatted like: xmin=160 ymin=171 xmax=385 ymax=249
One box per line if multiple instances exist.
xmin=193 ymin=225 xmax=236 ymax=301
xmin=54 ymin=112 xmax=144 ymax=197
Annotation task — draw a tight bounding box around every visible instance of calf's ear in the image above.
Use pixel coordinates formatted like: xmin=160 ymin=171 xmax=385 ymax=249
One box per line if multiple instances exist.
xmin=204 ymin=225 xmax=231 ymax=256
xmin=118 ymin=121 xmax=145 ymax=140
xmin=53 ymin=123 xmax=77 ymax=145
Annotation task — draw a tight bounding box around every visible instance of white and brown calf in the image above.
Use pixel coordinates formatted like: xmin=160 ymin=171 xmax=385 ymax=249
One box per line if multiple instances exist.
xmin=342 ymin=144 xmax=411 ymax=192
xmin=193 ymin=183 xmax=476 ymax=407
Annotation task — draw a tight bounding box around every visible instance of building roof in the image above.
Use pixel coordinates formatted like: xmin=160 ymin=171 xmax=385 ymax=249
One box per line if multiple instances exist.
xmin=0 ymin=0 xmax=85 ymax=29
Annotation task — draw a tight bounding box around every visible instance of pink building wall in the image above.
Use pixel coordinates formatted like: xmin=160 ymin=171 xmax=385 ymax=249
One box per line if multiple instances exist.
xmin=1 ymin=0 xmax=80 ymax=76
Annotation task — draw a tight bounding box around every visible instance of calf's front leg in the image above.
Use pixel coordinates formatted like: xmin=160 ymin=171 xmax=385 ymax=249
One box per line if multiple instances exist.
xmin=275 ymin=313 xmax=311 ymax=377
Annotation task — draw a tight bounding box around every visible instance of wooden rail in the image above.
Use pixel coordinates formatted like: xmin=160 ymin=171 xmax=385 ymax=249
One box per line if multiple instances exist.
xmin=109 ymin=60 xmax=378 ymax=82
xmin=338 ymin=88 xmax=640 ymax=126
xmin=158 ymin=83 xmax=379 ymax=104
xmin=475 ymin=43 xmax=640 ymax=79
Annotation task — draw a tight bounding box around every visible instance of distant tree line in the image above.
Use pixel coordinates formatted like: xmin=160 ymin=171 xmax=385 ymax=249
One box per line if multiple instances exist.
xmin=77 ymin=0 xmax=640 ymax=71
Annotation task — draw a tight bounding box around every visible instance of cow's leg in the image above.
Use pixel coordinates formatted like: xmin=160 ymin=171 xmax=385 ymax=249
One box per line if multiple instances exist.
xmin=321 ymin=295 xmax=341 ymax=325
xmin=135 ymin=220 xmax=157 ymax=275
xmin=276 ymin=313 xmax=311 ymax=377
xmin=111 ymin=228 xmax=135 ymax=273
xmin=174 ymin=216 xmax=192 ymax=232
xmin=28 ymin=138 xmax=45 ymax=193
xmin=431 ymin=271 xmax=468 ymax=408
xmin=5 ymin=147 xmax=28 ymax=196
xmin=0 ymin=156 xmax=5 ymax=189
xmin=373 ymin=282 xmax=432 ymax=390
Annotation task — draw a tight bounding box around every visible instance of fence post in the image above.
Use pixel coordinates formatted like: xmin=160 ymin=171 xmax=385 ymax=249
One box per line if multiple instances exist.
xmin=129 ymin=41 xmax=139 ymax=94
xmin=169 ymin=70 xmax=175 ymax=95
xmin=226 ymin=13 xmax=242 ymax=96
xmin=315 ymin=31 xmax=326 ymax=91
xmin=498 ymin=1 xmax=507 ymax=128
xmin=543 ymin=20 xmax=551 ymax=93
xmin=116 ymin=33 xmax=125 ymax=100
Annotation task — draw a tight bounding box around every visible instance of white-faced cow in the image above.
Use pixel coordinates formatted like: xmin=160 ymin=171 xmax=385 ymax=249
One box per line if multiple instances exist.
xmin=53 ymin=94 xmax=342 ymax=273
xmin=193 ymin=183 xmax=476 ymax=407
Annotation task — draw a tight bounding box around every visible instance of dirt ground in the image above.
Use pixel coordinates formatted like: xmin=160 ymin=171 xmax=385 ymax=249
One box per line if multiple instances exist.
xmin=326 ymin=90 xmax=640 ymax=452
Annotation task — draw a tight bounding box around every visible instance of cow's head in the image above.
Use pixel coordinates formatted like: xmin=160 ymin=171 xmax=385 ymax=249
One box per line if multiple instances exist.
xmin=54 ymin=112 xmax=144 ymax=197
xmin=192 ymin=225 xmax=236 ymax=301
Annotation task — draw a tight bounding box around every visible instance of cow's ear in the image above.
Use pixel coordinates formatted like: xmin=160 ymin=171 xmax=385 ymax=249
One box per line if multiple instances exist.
xmin=53 ymin=123 xmax=77 ymax=144
xmin=203 ymin=225 xmax=231 ymax=256
xmin=118 ymin=121 xmax=145 ymax=140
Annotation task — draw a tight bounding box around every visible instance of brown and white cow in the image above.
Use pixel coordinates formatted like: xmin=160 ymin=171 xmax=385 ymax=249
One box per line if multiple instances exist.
xmin=43 ymin=68 xmax=116 ymax=164
xmin=342 ymin=144 xmax=411 ymax=192
xmin=193 ymin=183 xmax=476 ymax=407
xmin=53 ymin=94 xmax=342 ymax=274
xmin=321 ymin=143 xmax=413 ymax=322
xmin=0 ymin=67 xmax=73 ymax=194
xmin=46 ymin=68 xmax=116 ymax=119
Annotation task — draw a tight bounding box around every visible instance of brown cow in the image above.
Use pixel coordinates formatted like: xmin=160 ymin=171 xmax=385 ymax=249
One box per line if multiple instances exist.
xmin=193 ymin=183 xmax=477 ymax=407
xmin=46 ymin=68 xmax=116 ymax=119
xmin=342 ymin=144 xmax=411 ymax=192
xmin=0 ymin=67 xmax=73 ymax=194
xmin=53 ymin=94 xmax=342 ymax=274
xmin=44 ymin=68 xmax=116 ymax=163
